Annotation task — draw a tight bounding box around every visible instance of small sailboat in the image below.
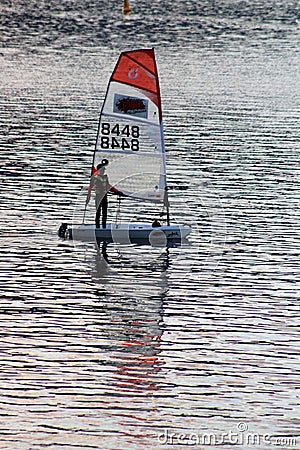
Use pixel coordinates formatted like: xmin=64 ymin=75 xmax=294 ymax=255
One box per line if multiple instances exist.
xmin=59 ymin=48 xmax=191 ymax=245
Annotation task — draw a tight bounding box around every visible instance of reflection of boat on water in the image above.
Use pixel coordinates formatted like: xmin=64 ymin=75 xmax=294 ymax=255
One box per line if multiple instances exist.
xmin=103 ymin=293 xmax=165 ymax=394
xmin=93 ymin=240 xmax=171 ymax=275
xmin=59 ymin=48 xmax=191 ymax=246
xmin=90 ymin=248 xmax=168 ymax=396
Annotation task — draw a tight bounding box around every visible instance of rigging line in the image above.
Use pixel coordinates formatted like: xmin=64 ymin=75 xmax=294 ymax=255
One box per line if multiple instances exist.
xmin=115 ymin=195 xmax=122 ymax=226
xmin=82 ymin=190 xmax=89 ymax=224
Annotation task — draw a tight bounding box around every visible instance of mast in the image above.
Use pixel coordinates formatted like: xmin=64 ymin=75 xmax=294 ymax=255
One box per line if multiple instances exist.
xmin=160 ymin=122 xmax=170 ymax=225
xmin=152 ymin=48 xmax=171 ymax=225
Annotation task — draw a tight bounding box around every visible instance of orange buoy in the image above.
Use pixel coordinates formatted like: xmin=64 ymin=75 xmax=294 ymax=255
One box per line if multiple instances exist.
xmin=123 ymin=0 xmax=131 ymax=15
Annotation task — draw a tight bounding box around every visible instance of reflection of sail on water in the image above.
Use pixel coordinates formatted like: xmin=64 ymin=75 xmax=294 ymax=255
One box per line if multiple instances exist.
xmin=90 ymin=245 xmax=169 ymax=393
xmin=95 ymin=290 xmax=167 ymax=393
xmin=93 ymin=48 xmax=168 ymax=203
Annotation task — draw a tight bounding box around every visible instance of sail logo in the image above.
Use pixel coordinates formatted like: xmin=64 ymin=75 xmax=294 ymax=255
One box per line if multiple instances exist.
xmin=114 ymin=94 xmax=148 ymax=118
xmin=128 ymin=68 xmax=138 ymax=80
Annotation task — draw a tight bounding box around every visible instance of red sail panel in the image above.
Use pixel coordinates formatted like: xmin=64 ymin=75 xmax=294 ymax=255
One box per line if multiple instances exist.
xmin=110 ymin=49 xmax=161 ymax=108
xmin=125 ymin=49 xmax=156 ymax=74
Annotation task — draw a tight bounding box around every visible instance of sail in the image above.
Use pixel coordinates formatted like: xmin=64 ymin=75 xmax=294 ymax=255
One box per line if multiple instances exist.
xmin=93 ymin=48 xmax=167 ymax=202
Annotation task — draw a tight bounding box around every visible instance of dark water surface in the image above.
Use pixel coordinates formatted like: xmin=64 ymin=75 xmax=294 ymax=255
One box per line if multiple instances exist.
xmin=0 ymin=1 xmax=299 ymax=449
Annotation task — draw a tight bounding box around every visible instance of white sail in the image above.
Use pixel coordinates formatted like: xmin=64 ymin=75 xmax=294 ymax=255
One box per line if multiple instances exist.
xmin=92 ymin=48 xmax=167 ymax=203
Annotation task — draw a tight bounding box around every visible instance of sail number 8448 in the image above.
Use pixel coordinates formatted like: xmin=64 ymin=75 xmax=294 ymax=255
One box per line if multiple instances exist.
xmin=100 ymin=122 xmax=140 ymax=151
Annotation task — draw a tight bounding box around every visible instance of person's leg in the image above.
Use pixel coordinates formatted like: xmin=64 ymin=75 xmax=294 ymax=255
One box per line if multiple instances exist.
xmin=95 ymin=195 xmax=101 ymax=228
xmin=102 ymin=195 xmax=108 ymax=229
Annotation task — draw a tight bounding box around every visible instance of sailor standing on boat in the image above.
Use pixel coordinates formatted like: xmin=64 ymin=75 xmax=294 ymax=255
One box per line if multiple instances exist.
xmin=86 ymin=159 xmax=124 ymax=229
xmin=86 ymin=159 xmax=110 ymax=229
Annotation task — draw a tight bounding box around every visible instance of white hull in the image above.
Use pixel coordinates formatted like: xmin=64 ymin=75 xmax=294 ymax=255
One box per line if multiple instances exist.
xmin=63 ymin=223 xmax=191 ymax=245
